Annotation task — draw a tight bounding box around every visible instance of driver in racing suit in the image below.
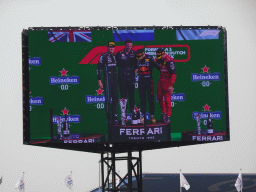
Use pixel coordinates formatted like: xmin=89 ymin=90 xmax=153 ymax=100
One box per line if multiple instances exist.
xmin=96 ymin=41 xmax=118 ymax=124
xmin=155 ymin=48 xmax=177 ymax=124
xmin=136 ymin=49 xmax=159 ymax=124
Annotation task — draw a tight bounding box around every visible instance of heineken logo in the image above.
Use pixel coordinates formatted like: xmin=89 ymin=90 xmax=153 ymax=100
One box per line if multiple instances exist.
xmin=86 ymin=95 xmax=107 ymax=104
xmin=49 ymin=68 xmax=79 ymax=85
xmin=29 ymin=97 xmax=43 ymax=105
xmin=29 ymin=57 xmax=41 ymax=66
xmin=171 ymin=93 xmax=185 ymax=101
xmin=49 ymin=76 xmax=79 ymax=85
xmin=191 ymin=73 xmax=221 ymax=81
xmin=192 ymin=112 xmax=222 ymax=120
xmin=191 ymin=65 xmax=221 ymax=83
xmin=53 ymin=115 xmax=81 ymax=123
xmin=156 ymin=93 xmax=185 ymax=102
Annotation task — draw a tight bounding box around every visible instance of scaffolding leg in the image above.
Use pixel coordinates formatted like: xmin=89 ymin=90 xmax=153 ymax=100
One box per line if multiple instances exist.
xmin=100 ymin=150 xmax=143 ymax=192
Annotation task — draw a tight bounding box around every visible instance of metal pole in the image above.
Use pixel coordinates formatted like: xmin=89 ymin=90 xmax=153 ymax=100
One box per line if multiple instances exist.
xmin=139 ymin=151 xmax=142 ymax=192
xmin=99 ymin=159 xmax=101 ymax=192
xmin=107 ymin=152 xmax=109 ymax=190
xmin=112 ymin=151 xmax=116 ymax=190
xmin=137 ymin=154 xmax=140 ymax=191
xmin=101 ymin=152 xmax=104 ymax=192
xmin=241 ymin=169 xmax=243 ymax=192
xmin=128 ymin=151 xmax=132 ymax=191
xmin=23 ymin=172 xmax=25 ymax=192
xmin=180 ymin=170 xmax=182 ymax=192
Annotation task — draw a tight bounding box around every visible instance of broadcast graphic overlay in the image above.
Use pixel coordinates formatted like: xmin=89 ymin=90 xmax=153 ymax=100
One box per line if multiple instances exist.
xmin=22 ymin=26 xmax=229 ymax=153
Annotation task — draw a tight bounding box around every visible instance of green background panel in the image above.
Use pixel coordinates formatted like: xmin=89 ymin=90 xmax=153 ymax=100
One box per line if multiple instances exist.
xmin=28 ymin=29 xmax=227 ymax=142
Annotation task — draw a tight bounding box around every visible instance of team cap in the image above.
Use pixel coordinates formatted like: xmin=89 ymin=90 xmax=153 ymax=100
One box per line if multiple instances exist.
xmin=107 ymin=41 xmax=115 ymax=47
xmin=136 ymin=49 xmax=144 ymax=59
xmin=156 ymin=48 xmax=165 ymax=59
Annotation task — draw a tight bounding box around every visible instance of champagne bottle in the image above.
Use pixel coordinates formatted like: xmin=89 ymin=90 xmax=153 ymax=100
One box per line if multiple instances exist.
xmin=63 ymin=114 xmax=70 ymax=137
xmin=207 ymin=113 xmax=213 ymax=134
xmin=131 ymin=106 xmax=138 ymax=125
xmin=137 ymin=104 xmax=141 ymax=125
xmin=57 ymin=117 xmax=62 ymax=139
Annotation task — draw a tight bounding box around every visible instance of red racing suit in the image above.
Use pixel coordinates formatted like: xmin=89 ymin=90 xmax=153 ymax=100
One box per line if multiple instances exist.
xmin=155 ymin=55 xmax=176 ymax=117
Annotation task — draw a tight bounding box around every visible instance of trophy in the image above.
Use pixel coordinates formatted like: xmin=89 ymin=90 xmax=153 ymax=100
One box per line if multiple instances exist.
xmin=195 ymin=114 xmax=201 ymax=135
xmin=56 ymin=117 xmax=63 ymax=139
xmin=119 ymin=99 xmax=127 ymax=126
xmin=63 ymin=114 xmax=70 ymax=138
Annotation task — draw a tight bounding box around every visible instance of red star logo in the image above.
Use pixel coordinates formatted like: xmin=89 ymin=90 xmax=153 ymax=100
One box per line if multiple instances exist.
xmin=62 ymin=107 xmax=69 ymax=115
xmin=134 ymin=106 xmax=138 ymax=112
xmin=59 ymin=68 xmax=68 ymax=76
xmin=96 ymin=88 xmax=104 ymax=95
xmin=201 ymin=65 xmax=210 ymax=73
xmin=203 ymin=104 xmax=211 ymax=111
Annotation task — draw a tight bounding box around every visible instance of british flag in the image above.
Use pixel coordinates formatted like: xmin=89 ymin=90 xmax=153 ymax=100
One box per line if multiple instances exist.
xmin=48 ymin=30 xmax=92 ymax=42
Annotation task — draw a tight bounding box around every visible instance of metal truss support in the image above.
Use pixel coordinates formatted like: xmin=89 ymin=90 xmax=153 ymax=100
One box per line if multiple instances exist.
xmin=101 ymin=150 xmax=142 ymax=192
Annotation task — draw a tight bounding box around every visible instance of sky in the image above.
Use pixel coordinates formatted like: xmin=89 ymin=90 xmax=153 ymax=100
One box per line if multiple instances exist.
xmin=0 ymin=0 xmax=256 ymax=191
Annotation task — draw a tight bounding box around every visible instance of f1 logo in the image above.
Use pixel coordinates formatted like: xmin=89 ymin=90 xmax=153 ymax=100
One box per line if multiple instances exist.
xmin=200 ymin=30 xmax=220 ymax=36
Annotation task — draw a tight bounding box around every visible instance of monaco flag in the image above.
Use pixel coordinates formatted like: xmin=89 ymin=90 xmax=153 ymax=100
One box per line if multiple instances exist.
xmin=64 ymin=173 xmax=73 ymax=190
xmin=15 ymin=173 xmax=25 ymax=192
xmin=235 ymin=170 xmax=243 ymax=192
xmin=180 ymin=171 xmax=190 ymax=190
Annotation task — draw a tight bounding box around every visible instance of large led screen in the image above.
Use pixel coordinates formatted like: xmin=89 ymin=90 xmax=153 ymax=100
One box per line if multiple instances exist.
xmin=22 ymin=26 xmax=229 ymax=153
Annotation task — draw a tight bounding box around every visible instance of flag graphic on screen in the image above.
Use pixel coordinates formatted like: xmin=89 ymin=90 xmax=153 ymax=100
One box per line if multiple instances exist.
xmin=73 ymin=31 xmax=92 ymax=42
xmin=177 ymin=29 xmax=220 ymax=40
xmin=48 ymin=31 xmax=92 ymax=42
xmin=113 ymin=30 xmax=154 ymax=41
